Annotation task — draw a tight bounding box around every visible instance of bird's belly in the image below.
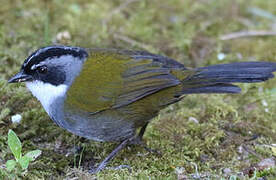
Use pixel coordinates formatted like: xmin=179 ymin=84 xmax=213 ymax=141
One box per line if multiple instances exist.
xmin=61 ymin=106 xmax=137 ymax=142
xmin=57 ymin=86 xmax=183 ymax=142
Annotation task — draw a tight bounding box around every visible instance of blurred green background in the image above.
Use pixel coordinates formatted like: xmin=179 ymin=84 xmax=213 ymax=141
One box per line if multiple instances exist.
xmin=0 ymin=0 xmax=276 ymax=179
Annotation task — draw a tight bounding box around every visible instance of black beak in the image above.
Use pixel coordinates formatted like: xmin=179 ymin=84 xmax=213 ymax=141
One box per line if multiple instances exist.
xmin=8 ymin=71 xmax=33 ymax=83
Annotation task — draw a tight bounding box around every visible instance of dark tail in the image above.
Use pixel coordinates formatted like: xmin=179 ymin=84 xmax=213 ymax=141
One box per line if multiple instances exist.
xmin=182 ymin=62 xmax=276 ymax=94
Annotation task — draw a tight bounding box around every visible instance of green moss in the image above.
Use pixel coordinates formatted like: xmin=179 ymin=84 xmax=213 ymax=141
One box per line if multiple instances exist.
xmin=0 ymin=0 xmax=276 ymax=179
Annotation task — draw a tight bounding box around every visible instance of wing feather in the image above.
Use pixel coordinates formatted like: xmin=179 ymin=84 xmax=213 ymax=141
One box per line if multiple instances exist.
xmin=66 ymin=49 xmax=182 ymax=114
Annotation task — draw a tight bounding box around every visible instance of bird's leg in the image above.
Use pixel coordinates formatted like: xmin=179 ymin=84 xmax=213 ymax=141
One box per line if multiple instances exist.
xmin=89 ymin=137 xmax=133 ymax=174
xmin=89 ymin=123 xmax=160 ymax=173
xmin=130 ymin=123 xmax=161 ymax=155
xmin=138 ymin=122 xmax=149 ymax=140
xmin=129 ymin=122 xmax=149 ymax=145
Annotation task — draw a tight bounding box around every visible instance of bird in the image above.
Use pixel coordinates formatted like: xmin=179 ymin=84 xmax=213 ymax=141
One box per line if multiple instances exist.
xmin=8 ymin=45 xmax=276 ymax=173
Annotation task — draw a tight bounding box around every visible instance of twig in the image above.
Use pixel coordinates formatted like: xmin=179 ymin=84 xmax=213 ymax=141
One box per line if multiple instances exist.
xmin=242 ymin=145 xmax=262 ymax=159
xmin=102 ymin=0 xmax=140 ymax=26
xmin=114 ymin=33 xmax=155 ymax=51
xmin=220 ymin=30 xmax=276 ymax=40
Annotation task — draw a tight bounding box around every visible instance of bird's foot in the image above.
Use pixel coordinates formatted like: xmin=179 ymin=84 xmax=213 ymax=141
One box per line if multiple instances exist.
xmin=88 ymin=123 xmax=160 ymax=174
xmin=89 ymin=164 xmax=131 ymax=174
xmin=128 ymin=135 xmax=143 ymax=145
xmin=143 ymin=146 xmax=162 ymax=156
xmin=128 ymin=136 xmax=162 ymax=156
xmin=89 ymin=138 xmax=132 ymax=174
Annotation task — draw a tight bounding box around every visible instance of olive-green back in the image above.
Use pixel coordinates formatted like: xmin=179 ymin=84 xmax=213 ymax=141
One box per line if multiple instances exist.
xmin=66 ymin=49 xmax=193 ymax=114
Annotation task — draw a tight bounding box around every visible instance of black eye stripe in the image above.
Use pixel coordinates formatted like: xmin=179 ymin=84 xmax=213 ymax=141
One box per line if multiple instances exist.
xmin=37 ymin=66 xmax=48 ymax=74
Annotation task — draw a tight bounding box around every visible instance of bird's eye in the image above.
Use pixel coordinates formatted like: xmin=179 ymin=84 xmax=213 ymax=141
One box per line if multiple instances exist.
xmin=37 ymin=66 xmax=48 ymax=74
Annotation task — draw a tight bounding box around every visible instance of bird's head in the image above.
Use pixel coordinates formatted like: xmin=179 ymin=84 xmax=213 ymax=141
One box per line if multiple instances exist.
xmin=8 ymin=45 xmax=88 ymax=113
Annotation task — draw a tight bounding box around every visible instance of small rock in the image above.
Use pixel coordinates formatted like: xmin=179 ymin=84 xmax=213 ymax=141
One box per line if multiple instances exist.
xmin=257 ymin=158 xmax=275 ymax=169
xmin=175 ymin=167 xmax=187 ymax=180
xmin=217 ymin=53 xmax=226 ymax=61
xmin=223 ymin=168 xmax=232 ymax=175
xmin=188 ymin=117 xmax=199 ymax=124
xmin=56 ymin=31 xmax=71 ymax=41
xmin=236 ymin=53 xmax=243 ymax=60
xmin=258 ymin=87 xmax=264 ymax=93
xmin=178 ymin=174 xmax=189 ymax=180
xmin=237 ymin=145 xmax=243 ymax=154
xmin=261 ymin=100 xmax=268 ymax=107
xmin=11 ymin=114 xmax=22 ymax=123
xmin=237 ymin=145 xmax=249 ymax=160
xmin=175 ymin=166 xmax=185 ymax=174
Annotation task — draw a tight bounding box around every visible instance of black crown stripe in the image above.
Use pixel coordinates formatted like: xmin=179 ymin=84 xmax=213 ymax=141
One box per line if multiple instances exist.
xmin=23 ymin=46 xmax=88 ymax=69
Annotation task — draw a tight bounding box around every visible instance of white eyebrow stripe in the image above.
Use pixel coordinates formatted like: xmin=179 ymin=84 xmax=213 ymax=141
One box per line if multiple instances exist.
xmin=31 ymin=64 xmax=39 ymax=70
xmin=31 ymin=63 xmax=44 ymax=70
xmin=24 ymin=49 xmax=44 ymax=67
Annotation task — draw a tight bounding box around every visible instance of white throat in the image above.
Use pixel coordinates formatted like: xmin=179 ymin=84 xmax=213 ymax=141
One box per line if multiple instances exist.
xmin=26 ymin=81 xmax=68 ymax=114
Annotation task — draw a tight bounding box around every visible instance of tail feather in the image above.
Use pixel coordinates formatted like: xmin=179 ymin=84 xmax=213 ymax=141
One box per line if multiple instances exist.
xmin=182 ymin=62 xmax=276 ymax=94
xmin=182 ymin=83 xmax=241 ymax=94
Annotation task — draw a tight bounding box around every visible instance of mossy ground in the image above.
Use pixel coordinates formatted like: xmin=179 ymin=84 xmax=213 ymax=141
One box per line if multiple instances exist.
xmin=0 ymin=0 xmax=276 ymax=179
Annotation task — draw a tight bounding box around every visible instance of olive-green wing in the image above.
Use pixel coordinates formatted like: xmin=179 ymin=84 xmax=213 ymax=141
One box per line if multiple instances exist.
xmin=112 ymin=57 xmax=182 ymax=108
xmin=66 ymin=49 xmax=187 ymax=114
